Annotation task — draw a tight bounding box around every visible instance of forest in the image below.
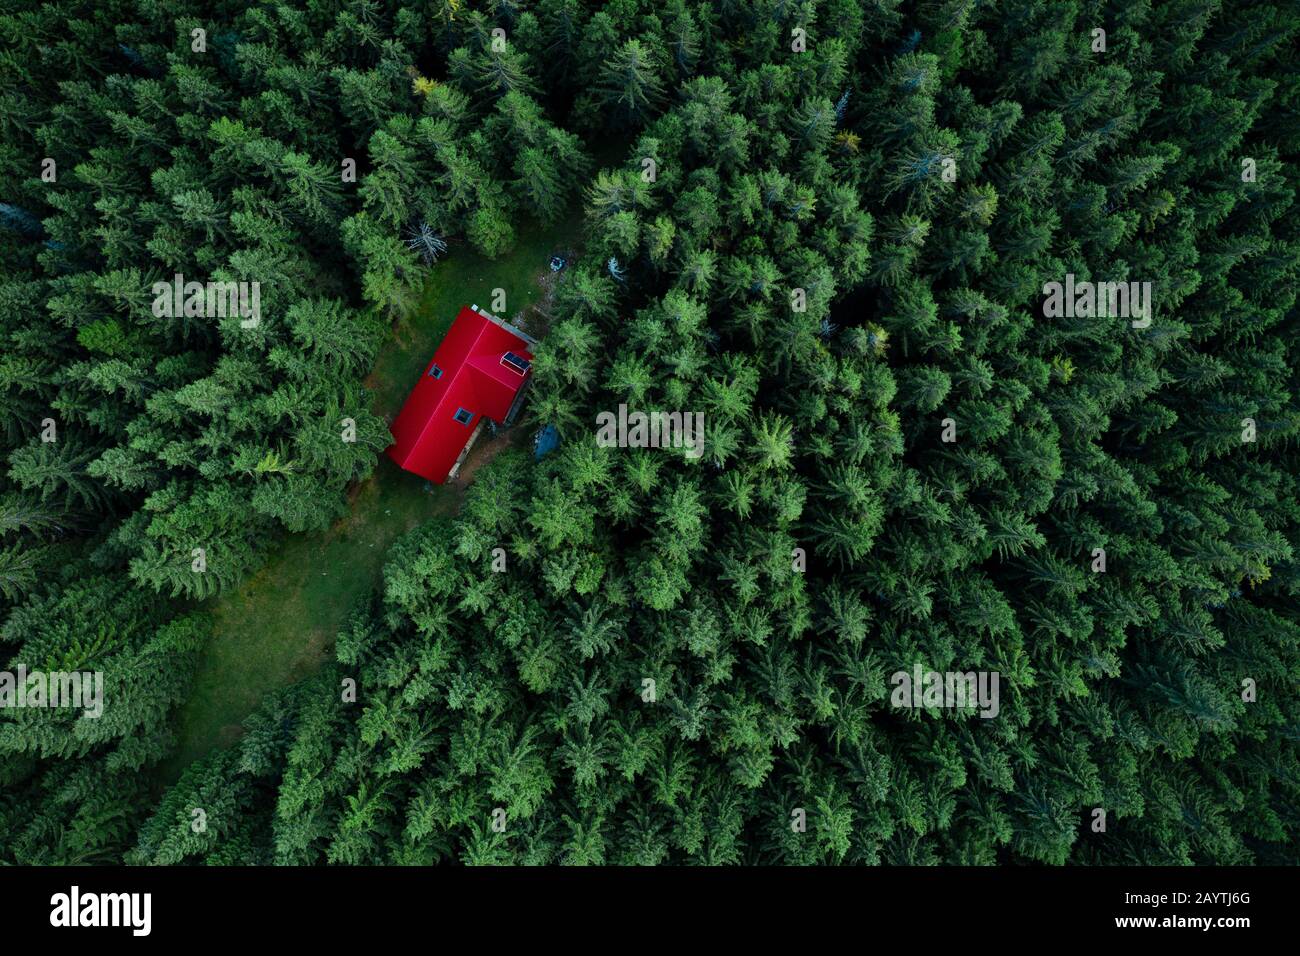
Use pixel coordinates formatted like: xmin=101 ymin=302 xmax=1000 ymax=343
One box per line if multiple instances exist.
xmin=1 ymin=0 xmax=1298 ymax=866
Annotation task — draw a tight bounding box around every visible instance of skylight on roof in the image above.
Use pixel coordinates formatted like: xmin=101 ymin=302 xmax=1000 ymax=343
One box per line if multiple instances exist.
xmin=501 ymin=351 xmax=530 ymax=375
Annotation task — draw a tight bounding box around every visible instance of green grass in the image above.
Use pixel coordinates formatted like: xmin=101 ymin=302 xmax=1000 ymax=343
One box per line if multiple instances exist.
xmin=158 ymin=215 xmax=584 ymax=782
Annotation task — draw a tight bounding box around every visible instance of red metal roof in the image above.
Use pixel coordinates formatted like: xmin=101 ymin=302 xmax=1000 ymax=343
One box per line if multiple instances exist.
xmin=386 ymin=305 xmax=534 ymax=483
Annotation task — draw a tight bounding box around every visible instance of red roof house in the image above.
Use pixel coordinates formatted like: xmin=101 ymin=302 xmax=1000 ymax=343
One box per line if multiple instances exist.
xmin=386 ymin=304 xmax=536 ymax=483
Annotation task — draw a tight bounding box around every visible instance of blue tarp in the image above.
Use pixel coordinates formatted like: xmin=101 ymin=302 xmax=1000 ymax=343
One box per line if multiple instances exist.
xmin=534 ymin=424 xmax=560 ymax=460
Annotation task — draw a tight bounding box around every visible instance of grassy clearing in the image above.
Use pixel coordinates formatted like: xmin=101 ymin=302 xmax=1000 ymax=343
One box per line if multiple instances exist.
xmin=159 ymin=215 xmax=583 ymax=781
